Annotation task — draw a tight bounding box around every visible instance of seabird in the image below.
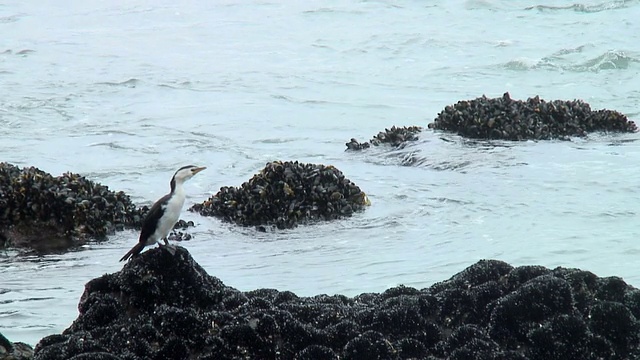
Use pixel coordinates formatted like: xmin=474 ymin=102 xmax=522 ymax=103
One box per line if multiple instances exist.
xmin=119 ymin=165 xmax=206 ymax=261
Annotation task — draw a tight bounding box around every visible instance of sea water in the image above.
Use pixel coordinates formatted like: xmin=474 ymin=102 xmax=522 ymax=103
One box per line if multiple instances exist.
xmin=1 ymin=0 xmax=640 ymax=346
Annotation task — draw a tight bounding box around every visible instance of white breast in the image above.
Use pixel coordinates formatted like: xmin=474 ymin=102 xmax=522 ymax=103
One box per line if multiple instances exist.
xmin=148 ymin=188 xmax=186 ymax=244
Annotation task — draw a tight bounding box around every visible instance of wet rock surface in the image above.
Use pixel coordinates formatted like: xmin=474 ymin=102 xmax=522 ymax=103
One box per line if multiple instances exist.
xmin=0 ymin=163 xmax=196 ymax=251
xmin=0 ymin=163 xmax=147 ymax=250
xmin=0 ymin=332 xmax=33 ymax=360
xmin=189 ymin=161 xmax=370 ymax=230
xmin=167 ymin=220 xmax=195 ymax=242
xmin=428 ymin=92 xmax=637 ymax=140
xmin=346 ymin=126 xmax=423 ymax=151
xmin=34 ymin=249 xmax=640 ymax=360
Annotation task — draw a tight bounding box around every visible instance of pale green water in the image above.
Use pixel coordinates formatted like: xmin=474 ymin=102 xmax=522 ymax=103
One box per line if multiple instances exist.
xmin=1 ymin=0 xmax=640 ymax=346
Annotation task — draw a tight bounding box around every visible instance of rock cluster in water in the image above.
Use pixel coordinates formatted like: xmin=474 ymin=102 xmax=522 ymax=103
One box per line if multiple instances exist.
xmin=33 ymin=247 xmax=640 ymax=360
xmin=0 ymin=332 xmax=33 ymax=360
xmin=0 ymin=163 xmax=147 ymax=250
xmin=428 ymin=92 xmax=637 ymax=140
xmin=167 ymin=220 xmax=195 ymax=242
xmin=346 ymin=126 xmax=423 ymax=151
xmin=190 ymin=161 xmax=370 ymax=230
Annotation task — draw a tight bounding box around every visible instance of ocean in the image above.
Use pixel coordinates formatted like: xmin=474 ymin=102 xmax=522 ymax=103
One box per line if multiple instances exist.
xmin=1 ymin=0 xmax=640 ymax=346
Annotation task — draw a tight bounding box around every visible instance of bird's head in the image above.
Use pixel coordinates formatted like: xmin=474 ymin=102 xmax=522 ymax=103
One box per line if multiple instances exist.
xmin=171 ymin=165 xmax=206 ymax=189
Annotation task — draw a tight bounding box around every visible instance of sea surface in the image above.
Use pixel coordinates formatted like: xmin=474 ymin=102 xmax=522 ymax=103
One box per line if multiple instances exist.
xmin=1 ymin=0 xmax=640 ymax=347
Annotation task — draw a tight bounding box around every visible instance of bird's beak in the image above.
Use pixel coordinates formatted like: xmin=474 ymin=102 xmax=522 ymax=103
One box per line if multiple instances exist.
xmin=192 ymin=166 xmax=206 ymax=174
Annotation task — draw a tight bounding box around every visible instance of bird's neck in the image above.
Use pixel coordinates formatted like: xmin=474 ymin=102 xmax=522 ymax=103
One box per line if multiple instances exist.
xmin=171 ymin=180 xmax=186 ymax=198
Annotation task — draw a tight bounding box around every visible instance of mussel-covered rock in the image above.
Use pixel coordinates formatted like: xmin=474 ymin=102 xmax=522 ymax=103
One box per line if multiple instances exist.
xmin=0 ymin=163 xmax=147 ymax=250
xmin=190 ymin=161 xmax=370 ymax=230
xmin=167 ymin=220 xmax=195 ymax=242
xmin=33 ymin=249 xmax=640 ymax=360
xmin=428 ymin=92 xmax=637 ymax=140
xmin=0 ymin=332 xmax=33 ymax=360
xmin=346 ymin=126 xmax=423 ymax=151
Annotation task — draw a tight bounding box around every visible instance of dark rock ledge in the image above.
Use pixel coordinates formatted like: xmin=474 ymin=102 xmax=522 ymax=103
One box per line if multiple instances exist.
xmin=0 ymin=332 xmax=33 ymax=360
xmin=346 ymin=126 xmax=423 ymax=151
xmin=0 ymin=163 xmax=146 ymax=250
xmin=1 ymin=161 xmax=369 ymax=250
xmin=0 ymin=163 xmax=196 ymax=251
xmin=428 ymin=92 xmax=637 ymax=140
xmin=33 ymin=247 xmax=640 ymax=360
xmin=347 ymin=94 xmax=637 ymax=149
xmin=190 ymin=161 xmax=370 ymax=231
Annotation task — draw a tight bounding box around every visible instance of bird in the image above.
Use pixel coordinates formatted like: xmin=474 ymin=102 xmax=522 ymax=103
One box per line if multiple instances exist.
xmin=119 ymin=165 xmax=206 ymax=261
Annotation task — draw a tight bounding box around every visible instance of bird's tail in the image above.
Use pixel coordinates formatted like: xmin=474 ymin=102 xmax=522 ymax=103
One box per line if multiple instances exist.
xmin=119 ymin=242 xmax=145 ymax=262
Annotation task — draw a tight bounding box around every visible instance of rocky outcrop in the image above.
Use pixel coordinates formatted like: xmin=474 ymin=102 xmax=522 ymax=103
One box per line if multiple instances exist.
xmin=0 ymin=332 xmax=33 ymax=360
xmin=0 ymin=163 xmax=196 ymax=251
xmin=0 ymin=160 xmax=366 ymax=249
xmin=428 ymin=92 xmax=637 ymax=140
xmin=346 ymin=126 xmax=423 ymax=151
xmin=0 ymin=163 xmax=147 ymax=250
xmin=34 ymin=247 xmax=640 ymax=360
xmin=190 ymin=161 xmax=370 ymax=231
xmin=167 ymin=220 xmax=196 ymax=242
xmin=346 ymin=95 xmax=635 ymax=150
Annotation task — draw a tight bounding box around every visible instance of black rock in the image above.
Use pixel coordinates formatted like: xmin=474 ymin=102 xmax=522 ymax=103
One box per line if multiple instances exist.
xmin=32 ymin=251 xmax=640 ymax=360
xmin=0 ymin=163 xmax=147 ymax=251
xmin=0 ymin=163 xmax=201 ymax=251
xmin=0 ymin=332 xmax=34 ymax=360
xmin=346 ymin=126 xmax=423 ymax=151
xmin=189 ymin=161 xmax=370 ymax=230
xmin=167 ymin=220 xmax=196 ymax=242
xmin=345 ymin=138 xmax=371 ymax=151
xmin=428 ymin=92 xmax=637 ymax=140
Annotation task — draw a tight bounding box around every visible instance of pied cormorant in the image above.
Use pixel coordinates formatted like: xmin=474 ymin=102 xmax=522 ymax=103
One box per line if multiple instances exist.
xmin=120 ymin=165 xmax=206 ymax=261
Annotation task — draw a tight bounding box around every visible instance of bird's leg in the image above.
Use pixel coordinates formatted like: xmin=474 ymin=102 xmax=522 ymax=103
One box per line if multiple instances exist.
xmin=160 ymin=237 xmax=176 ymax=255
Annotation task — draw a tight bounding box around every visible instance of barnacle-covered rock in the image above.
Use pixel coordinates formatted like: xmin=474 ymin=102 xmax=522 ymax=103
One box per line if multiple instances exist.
xmin=0 ymin=163 xmax=146 ymax=250
xmin=33 ymin=249 xmax=640 ymax=360
xmin=346 ymin=126 xmax=423 ymax=151
xmin=167 ymin=220 xmax=195 ymax=242
xmin=428 ymin=92 xmax=637 ymax=140
xmin=0 ymin=332 xmax=33 ymax=360
xmin=190 ymin=161 xmax=370 ymax=230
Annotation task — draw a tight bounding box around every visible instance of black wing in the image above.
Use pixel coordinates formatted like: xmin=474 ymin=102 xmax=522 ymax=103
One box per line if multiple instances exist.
xmin=139 ymin=193 xmax=171 ymax=243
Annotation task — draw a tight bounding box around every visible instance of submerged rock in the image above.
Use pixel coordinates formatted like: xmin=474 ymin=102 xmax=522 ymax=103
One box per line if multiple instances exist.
xmin=0 ymin=163 xmax=147 ymax=250
xmin=167 ymin=220 xmax=196 ymax=242
xmin=346 ymin=126 xmax=423 ymax=151
xmin=34 ymin=248 xmax=640 ymax=360
xmin=428 ymin=92 xmax=637 ymax=140
xmin=189 ymin=161 xmax=370 ymax=230
xmin=0 ymin=332 xmax=33 ymax=360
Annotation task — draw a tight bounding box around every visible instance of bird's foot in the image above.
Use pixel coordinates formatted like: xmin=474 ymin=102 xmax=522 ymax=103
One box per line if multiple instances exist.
xmin=160 ymin=244 xmax=176 ymax=256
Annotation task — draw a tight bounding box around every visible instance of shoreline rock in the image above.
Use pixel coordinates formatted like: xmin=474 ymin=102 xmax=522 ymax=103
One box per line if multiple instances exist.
xmin=346 ymin=126 xmax=423 ymax=151
xmin=0 ymin=163 xmax=146 ymax=251
xmin=0 ymin=332 xmax=33 ymax=360
xmin=190 ymin=161 xmax=370 ymax=231
xmin=428 ymin=92 xmax=637 ymax=140
xmin=33 ymin=247 xmax=640 ymax=360
xmin=0 ymin=163 xmax=195 ymax=252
